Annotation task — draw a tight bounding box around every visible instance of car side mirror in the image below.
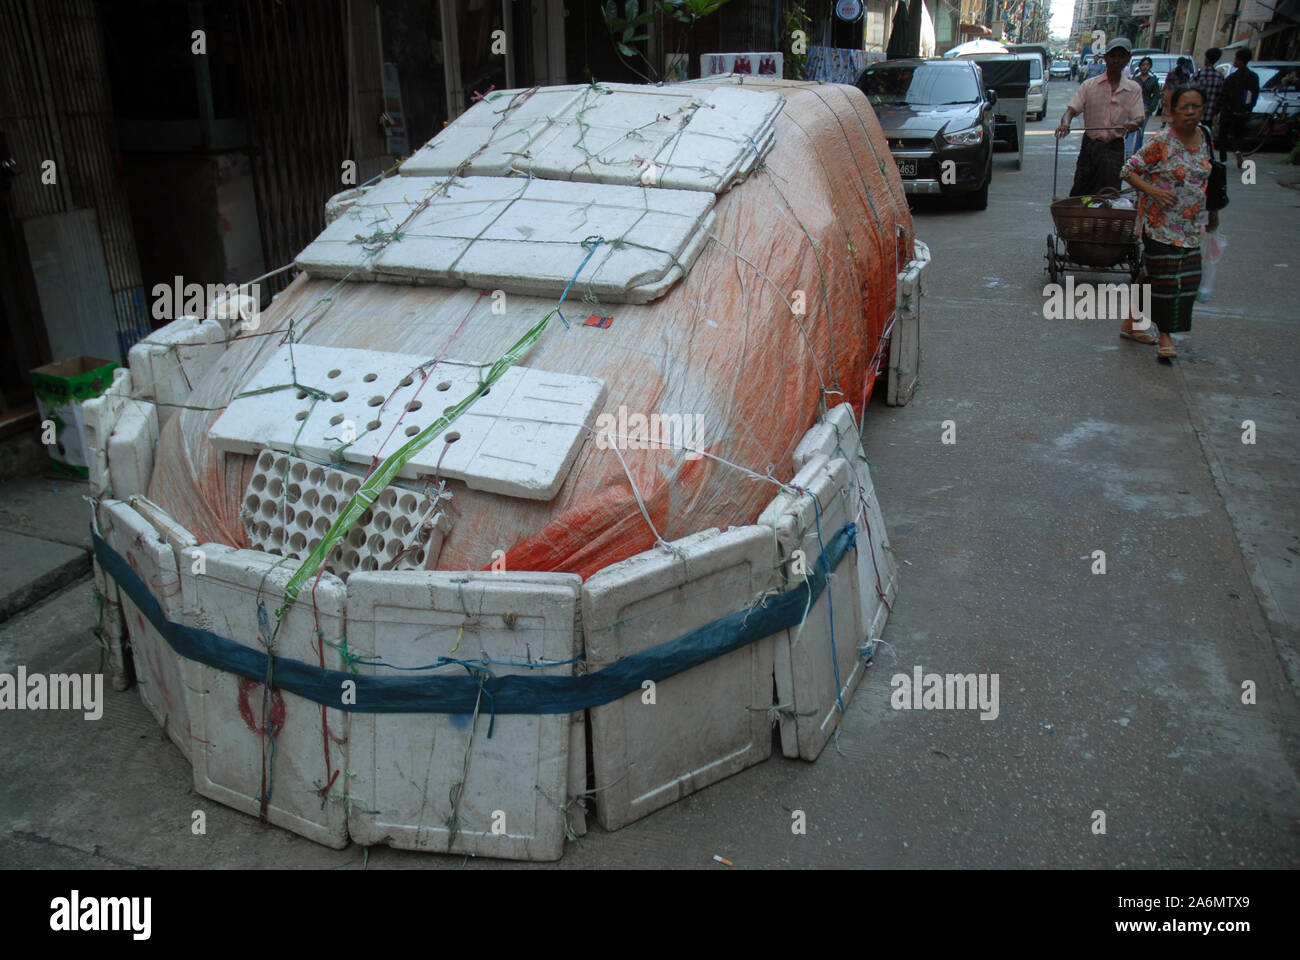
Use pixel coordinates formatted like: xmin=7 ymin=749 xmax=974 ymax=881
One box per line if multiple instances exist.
xmin=986 ymin=89 xmax=998 ymax=106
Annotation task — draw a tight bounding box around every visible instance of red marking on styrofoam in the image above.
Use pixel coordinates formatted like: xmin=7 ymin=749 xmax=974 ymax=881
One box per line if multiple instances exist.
xmin=237 ymin=677 xmax=286 ymax=735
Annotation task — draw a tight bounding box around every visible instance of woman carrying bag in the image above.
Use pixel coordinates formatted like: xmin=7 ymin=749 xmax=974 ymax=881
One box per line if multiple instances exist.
xmin=1118 ymin=85 xmax=1226 ymax=360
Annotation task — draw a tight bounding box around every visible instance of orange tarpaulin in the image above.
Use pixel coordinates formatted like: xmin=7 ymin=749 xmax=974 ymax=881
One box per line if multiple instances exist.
xmin=148 ymin=78 xmax=914 ymax=579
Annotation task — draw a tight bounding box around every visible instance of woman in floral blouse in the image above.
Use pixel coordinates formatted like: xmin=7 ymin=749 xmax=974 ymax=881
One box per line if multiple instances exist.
xmin=1118 ymin=85 xmax=1219 ymax=359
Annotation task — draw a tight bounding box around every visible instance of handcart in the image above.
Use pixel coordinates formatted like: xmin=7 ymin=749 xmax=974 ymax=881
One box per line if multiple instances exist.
xmin=1045 ymin=127 xmax=1142 ymax=284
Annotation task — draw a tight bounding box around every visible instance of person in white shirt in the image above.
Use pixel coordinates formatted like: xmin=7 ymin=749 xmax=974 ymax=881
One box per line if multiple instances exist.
xmin=1054 ymin=37 xmax=1146 ymax=196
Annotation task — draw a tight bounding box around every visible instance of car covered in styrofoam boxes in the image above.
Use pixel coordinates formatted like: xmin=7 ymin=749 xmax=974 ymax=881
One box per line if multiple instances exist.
xmin=88 ymin=77 xmax=930 ymax=860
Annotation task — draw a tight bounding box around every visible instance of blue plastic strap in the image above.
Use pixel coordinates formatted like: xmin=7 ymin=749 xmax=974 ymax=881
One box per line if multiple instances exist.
xmin=93 ymin=521 xmax=855 ymax=715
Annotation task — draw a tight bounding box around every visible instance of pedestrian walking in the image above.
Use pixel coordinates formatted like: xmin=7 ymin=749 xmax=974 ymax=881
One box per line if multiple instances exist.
xmin=1118 ymin=86 xmax=1218 ymax=359
xmin=1126 ymin=56 xmax=1162 ymax=156
xmin=1055 ymin=38 xmax=1146 ymax=197
xmin=1191 ymin=48 xmax=1226 ymax=131
xmin=1085 ymin=55 xmax=1106 ymax=80
xmin=1162 ymin=57 xmax=1194 ymax=118
xmin=1220 ymin=48 xmax=1260 ymax=165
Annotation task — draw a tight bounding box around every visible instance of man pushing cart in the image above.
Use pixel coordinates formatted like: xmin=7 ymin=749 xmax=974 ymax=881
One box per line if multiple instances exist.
xmin=1054 ymin=37 xmax=1146 ymax=196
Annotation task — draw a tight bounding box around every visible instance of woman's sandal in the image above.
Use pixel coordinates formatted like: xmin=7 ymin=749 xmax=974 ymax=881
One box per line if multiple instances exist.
xmin=1120 ymin=330 xmax=1157 ymax=344
xmin=1156 ymin=343 xmax=1177 ymax=359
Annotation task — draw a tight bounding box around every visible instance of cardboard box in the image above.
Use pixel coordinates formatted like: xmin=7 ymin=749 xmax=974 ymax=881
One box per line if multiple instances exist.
xmin=31 ymin=355 xmax=119 ymax=478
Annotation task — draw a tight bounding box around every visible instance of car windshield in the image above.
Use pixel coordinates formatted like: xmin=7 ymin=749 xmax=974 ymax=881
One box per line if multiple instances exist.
xmin=1259 ymin=66 xmax=1300 ymax=91
xmin=1018 ymin=56 xmax=1042 ymax=79
xmin=859 ymin=65 xmax=981 ymax=106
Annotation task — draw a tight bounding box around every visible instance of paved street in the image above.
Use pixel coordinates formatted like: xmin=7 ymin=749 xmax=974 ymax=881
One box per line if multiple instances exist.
xmin=2 ymin=80 xmax=1297 ymax=869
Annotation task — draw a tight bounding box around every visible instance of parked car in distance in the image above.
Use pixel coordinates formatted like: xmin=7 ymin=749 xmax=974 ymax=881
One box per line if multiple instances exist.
xmin=1242 ymin=61 xmax=1300 ymax=142
xmin=1050 ymin=59 xmax=1072 ymax=79
xmin=1014 ymin=52 xmax=1048 ymax=119
xmin=855 ymin=58 xmax=995 ymax=209
xmin=1130 ymin=53 xmax=1190 ymax=85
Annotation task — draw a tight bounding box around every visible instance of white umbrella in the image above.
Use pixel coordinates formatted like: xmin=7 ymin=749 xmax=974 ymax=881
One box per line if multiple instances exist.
xmin=943 ymin=38 xmax=1010 ymax=58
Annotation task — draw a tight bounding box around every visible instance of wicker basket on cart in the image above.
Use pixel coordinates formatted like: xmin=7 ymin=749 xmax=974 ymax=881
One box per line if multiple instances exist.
xmin=1050 ymin=188 xmax=1141 ymax=267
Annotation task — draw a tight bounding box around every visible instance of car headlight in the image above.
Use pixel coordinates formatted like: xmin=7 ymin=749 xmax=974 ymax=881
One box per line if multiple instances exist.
xmin=944 ymin=126 xmax=984 ymax=145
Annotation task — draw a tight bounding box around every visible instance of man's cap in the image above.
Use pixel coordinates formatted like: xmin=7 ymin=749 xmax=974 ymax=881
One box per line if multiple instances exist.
xmin=1105 ymin=37 xmax=1133 ymax=54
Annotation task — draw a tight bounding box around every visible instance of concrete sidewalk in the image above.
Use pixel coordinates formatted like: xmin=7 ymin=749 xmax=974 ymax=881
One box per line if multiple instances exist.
xmin=1 ymin=111 xmax=1297 ymax=869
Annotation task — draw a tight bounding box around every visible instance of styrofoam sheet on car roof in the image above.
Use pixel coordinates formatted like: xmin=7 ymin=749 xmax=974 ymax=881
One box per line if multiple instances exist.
xmin=583 ymin=526 xmax=781 ymax=831
xmin=345 ymin=570 xmax=582 ymax=861
xmin=758 ymin=455 xmax=868 ymax=761
xmin=400 ymin=84 xmax=782 ymax=194
xmin=297 ymin=175 xmax=716 ymax=304
xmin=209 ymin=344 xmax=606 ymax=501
xmin=186 ymin=549 xmax=350 ymax=849
xmin=399 ymin=86 xmax=588 ymax=178
xmin=101 ymin=499 xmax=194 ymax=759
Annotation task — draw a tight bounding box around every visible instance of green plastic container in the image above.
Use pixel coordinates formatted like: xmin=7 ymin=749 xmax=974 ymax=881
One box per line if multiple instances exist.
xmin=31 ymin=355 xmax=119 ymax=478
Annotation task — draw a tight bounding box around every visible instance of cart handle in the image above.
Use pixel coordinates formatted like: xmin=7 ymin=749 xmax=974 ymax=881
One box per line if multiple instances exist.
xmin=1052 ymin=126 xmax=1140 ymax=201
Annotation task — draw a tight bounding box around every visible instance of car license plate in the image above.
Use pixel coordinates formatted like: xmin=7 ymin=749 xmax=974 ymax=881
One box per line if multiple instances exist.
xmin=896 ymin=159 xmax=917 ymax=177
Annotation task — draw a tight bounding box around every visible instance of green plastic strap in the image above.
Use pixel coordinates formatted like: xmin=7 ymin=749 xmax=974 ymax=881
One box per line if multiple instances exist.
xmin=281 ymin=307 xmax=558 ymax=605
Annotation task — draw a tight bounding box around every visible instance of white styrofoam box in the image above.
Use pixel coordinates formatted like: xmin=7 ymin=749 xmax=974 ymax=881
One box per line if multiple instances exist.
xmin=346 ymin=570 xmax=583 ymax=860
xmin=400 ymin=86 xmax=587 ymax=178
xmin=792 ymin=402 xmax=859 ymax=471
xmin=790 ymin=404 xmax=898 ymax=677
xmin=567 ymin=711 xmax=588 ymax=838
xmin=82 ymin=367 xmax=133 ymax=464
xmin=106 ymin=398 xmax=158 ymax=500
xmin=758 ymin=455 xmax=868 ymax=761
xmin=206 ymin=293 xmax=258 ymax=335
xmin=126 ymin=494 xmax=202 ymax=615
xmin=186 ymin=549 xmax=350 ymax=848
xmin=240 ymin=450 xmax=453 ymax=577
xmin=888 ymin=239 xmax=929 ymax=408
xmin=92 ymin=554 xmax=131 ymax=692
xmin=88 ymin=447 xmax=111 ymax=500
xmin=583 ymin=526 xmax=781 ymax=831
xmin=209 ymin=344 xmax=607 ymax=501
xmin=297 ymin=175 xmax=716 ymax=304
xmin=101 ymin=499 xmax=193 ymax=756
xmin=126 ymin=315 xmax=225 ymax=430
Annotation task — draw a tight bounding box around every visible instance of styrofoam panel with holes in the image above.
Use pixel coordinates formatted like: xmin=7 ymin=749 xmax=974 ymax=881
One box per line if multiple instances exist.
xmin=240 ymin=451 xmax=452 ymax=577
xmin=185 ymin=549 xmax=350 ymax=849
xmin=346 ymin=571 xmax=582 ymax=861
xmin=126 ymin=316 xmax=226 ymax=430
xmin=107 ymin=398 xmax=158 ymax=500
xmin=791 ymin=403 xmax=898 ymax=646
xmin=209 ymin=344 xmax=606 ymax=500
xmin=400 ymin=84 xmax=782 ymax=194
xmin=758 ymin=455 xmax=869 ymax=761
xmin=583 ymin=526 xmax=781 ymax=831
xmin=400 ymin=86 xmax=589 ymax=178
xmin=101 ymin=499 xmax=194 ymax=758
